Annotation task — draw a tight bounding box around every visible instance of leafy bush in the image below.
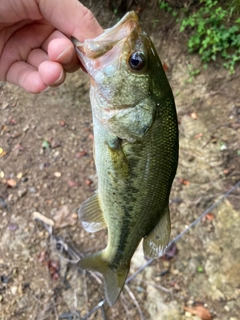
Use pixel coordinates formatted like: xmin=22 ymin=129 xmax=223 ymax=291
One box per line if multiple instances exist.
xmin=159 ymin=0 xmax=240 ymax=73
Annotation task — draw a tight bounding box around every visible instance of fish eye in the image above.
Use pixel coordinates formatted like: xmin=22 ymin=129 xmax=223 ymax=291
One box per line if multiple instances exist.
xmin=128 ymin=52 xmax=146 ymax=71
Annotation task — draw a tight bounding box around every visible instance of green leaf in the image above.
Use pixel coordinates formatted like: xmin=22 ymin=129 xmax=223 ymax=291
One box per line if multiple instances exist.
xmin=42 ymin=140 xmax=50 ymax=149
xmin=198 ymin=266 xmax=204 ymax=273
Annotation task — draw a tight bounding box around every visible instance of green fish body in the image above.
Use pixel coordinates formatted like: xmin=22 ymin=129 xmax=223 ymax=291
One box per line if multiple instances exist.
xmin=73 ymin=11 xmax=178 ymax=306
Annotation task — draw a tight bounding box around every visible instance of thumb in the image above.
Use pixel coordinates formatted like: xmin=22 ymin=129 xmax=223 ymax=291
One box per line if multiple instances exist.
xmin=37 ymin=0 xmax=103 ymax=41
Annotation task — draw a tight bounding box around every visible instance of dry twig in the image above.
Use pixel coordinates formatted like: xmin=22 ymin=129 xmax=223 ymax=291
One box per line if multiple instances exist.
xmin=125 ymin=284 xmax=146 ymax=320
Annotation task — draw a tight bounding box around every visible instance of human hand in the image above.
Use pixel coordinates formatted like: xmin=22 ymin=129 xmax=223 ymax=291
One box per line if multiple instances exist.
xmin=0 ymin=0 xmax=103 ymax=93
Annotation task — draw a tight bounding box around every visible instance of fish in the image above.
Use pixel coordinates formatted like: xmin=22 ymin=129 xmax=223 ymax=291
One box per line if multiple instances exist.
xmin=72 ymin=11 xmax=178 ymax=306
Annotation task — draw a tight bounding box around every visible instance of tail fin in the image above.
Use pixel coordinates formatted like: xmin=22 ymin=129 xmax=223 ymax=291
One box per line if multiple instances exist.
xmin=79 ymin=252 xmax=129 ymax=306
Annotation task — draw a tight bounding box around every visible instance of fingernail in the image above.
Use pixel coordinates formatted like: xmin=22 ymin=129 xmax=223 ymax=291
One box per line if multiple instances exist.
xmin=40 ymin=86 xmax=49 ymax=93
xmin=56 ymin=46 xmax=72 ymax=62
xmin=53 ymin=70 xmax=64 ymax=85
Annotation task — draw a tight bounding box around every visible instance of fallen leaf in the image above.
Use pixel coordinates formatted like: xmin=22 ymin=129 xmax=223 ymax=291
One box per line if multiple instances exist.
xmin=7 ymin=179 xmax=17 ymax=187
xmin=48 ymin=260 xmax=60 ymax=280
xmin=9 ymin=117 xmax=17 ymax=125
xmin=51 ymin=141 xmax=61 ymax=149
xmin=42 ymin=140 xmax=50 ymax=149
xmin=85 ymin=178 xmax=93 ymax=186
xmin=88 ymin=133 xmax=94 ymax=140
xmin=76 ymin=150 xmax=88 ymax=158
xmin=223 ymin=169 xmax=229 ymax=175
xmin=59 ymin=120 xmax=66 ymax=126
xmin=53 ymin=205 xmax=76 ymax=228
xmin=210 ymin=136 xmax=217 ymax=143
xmin=161 ymin=242 xmax=178 ymax=260
xmin=206 ymin=213 xmax=215 ymax=220
xmin=194 ymin=133 xmax=203 ymax=139
xmin=13 ymin=144 xmax=23 ymax=151
xmin=162 ymin=62 xmax=169 ymax=72
xmin=184 ymin=305 xmax=212 ymax=320
xmin=178 ymin=178 xmax=190 ymax=186
xmin=38 ymin=252 xmax=59 ymax=280
xmin=173 ymin=283 xmax=180 ymax=290
xmin=0 ymin=148 xmax=7 ymax=157
xmin=38 ymin=250 xmax=47 ymax=263
xmin=67 ymin=180 xmax=78 ymax=187
xmin=202 ymin=213 xmax=215 ymax=222
xmin=11 ymin=133 xmax=22 ymax=139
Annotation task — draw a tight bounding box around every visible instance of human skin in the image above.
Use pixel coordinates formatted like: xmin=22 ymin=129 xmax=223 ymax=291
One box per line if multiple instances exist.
xmin=0 ymin=0 xmax=103 ymax=93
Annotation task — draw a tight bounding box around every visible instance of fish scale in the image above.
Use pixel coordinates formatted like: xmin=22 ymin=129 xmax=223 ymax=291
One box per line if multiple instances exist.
xmin=72 ymin=11 xmax=178 ymax=306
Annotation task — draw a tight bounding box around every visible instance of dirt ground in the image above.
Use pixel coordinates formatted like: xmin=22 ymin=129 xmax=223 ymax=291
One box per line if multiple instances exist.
xmin=0 ymin=1 xmax=240 ymax=320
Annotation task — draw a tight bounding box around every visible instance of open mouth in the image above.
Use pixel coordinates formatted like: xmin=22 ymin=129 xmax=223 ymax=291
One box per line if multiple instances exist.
xmin=71 ymin=11 xmax=139 ymax=69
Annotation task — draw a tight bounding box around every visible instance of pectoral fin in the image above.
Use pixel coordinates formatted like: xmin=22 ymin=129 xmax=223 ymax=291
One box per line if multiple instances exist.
xmin=143 ymin=206 xmax=171 ymax=258
xmin=107 ymin=137 xmax=129 ymax=178
xmin=78 ymin=192 xmax=106 ymax=232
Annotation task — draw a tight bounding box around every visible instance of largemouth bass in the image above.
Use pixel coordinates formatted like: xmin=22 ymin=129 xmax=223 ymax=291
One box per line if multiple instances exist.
xmin=72 ymin=11 xmax=178 ymax=306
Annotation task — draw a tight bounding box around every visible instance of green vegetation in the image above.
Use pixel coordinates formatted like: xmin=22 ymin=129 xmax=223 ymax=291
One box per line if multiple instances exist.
xmin=197 ymin=266 xmax=204 ymax=272
xmin=159 ymin=0 xmax=240 ymax=73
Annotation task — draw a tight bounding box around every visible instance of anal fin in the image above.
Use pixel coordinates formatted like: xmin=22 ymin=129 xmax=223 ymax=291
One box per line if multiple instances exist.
xmin=78 ymin=192 xmax=106 ymax=233
xmin=143 ymin=206 xmax=171 ymax=258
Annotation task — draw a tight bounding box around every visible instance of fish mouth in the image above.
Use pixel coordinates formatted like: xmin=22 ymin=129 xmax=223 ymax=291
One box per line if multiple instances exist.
xmin=71 ymin=11 xmax=140 ymax=71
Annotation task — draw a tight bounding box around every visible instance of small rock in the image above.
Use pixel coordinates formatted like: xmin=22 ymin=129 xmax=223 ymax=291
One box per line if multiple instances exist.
xmin=29 ymin=187 xmax=36 ymax=193
xmin=53 ymin=151 xmax=60 ymax=158
xmin=23 ymin=125 xmax=29 ymax=132
xmin=0 ymin=197 xmax=7 ymax=209
xmin=185 ymin=311 xmax=192 ymax=317
xmin=8 ymin=223 xmax=19 ymax=231
xmin=71 ymin=213 xmax=78 ymax=220
xmin=17 ymin=172 xmax=23 ymax=179
xmin=1 ymin=275 xmax=9 ymax=283
xmin=54 ymin=172 xmax=61 ymax=177
xmin=18 ymin=189 xmax=27 ymax=197
xmin=1 ymin=101 xmax=9 ymax=109
xmin=10 ymin=286 xmax=17 ymax=295
xmin=224 ymin=305 xmax=230 ymax=312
